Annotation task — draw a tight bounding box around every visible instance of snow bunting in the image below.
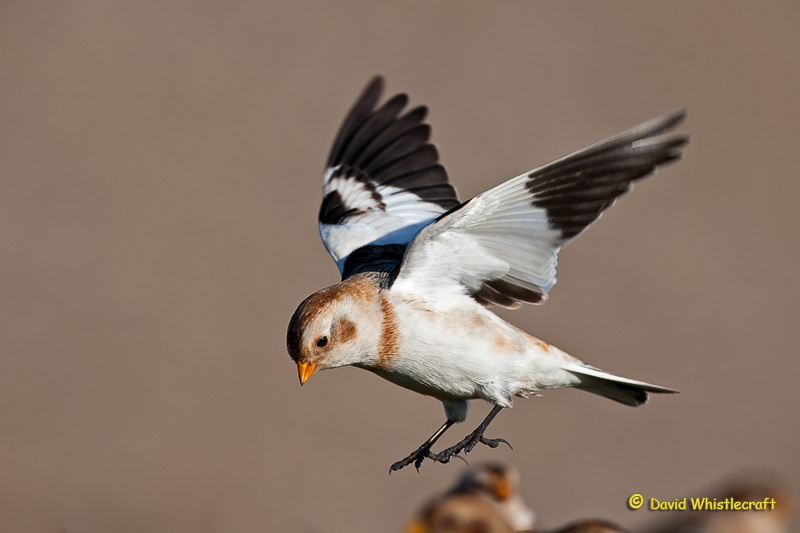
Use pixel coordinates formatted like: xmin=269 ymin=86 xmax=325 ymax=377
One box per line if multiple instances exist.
xmin=409 ymin=470 xmax=524 ymax=533
xmin=287 ymin=77 xmax=686 ymax=471
xmin=407 ymin=491 xmax=517 ymax=533
xmin=407 ymin=464 xmax=535 ymax=532
xmin=405 ymin=492 xmax=517 ymax=533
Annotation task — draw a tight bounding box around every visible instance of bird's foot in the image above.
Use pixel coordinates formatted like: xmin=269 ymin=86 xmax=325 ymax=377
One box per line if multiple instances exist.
xmin=390 ymin=405 xmax=510 ymax=472
xmin=390 ymin=430 xmax=512 ymax=472
xmin=389 ymin=441 xmax=437 ymax=473
xmin=429 ymin=429 xmax=512 ymax=465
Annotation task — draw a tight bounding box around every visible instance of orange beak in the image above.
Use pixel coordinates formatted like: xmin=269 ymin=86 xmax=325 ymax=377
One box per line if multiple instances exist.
xmin=297 ymin=361 xmax=317 ymax=385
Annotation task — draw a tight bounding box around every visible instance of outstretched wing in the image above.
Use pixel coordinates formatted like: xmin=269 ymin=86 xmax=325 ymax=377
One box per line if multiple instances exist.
xmin=393 ymin=111 xmax=689 ymax=308
xmin=318 ymin=77 xmax=461 ymax=275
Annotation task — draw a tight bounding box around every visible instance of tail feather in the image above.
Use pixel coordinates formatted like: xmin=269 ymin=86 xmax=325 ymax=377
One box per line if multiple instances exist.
xmin=564 ymin=363 xmax=677 ymax=407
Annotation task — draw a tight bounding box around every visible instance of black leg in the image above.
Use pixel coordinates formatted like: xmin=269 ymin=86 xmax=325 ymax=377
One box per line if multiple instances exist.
xmin=389 ymin=405 xmax=512 ymax=472
xmin=390 ymin=419 xmax=455 ymax=473
xmin=430 ymin=405 xmax=511 ymax=464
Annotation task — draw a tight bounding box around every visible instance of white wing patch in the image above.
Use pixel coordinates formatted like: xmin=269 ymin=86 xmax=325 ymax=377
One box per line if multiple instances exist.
xmin=320 ymin=168 xmax=453 ymax=271
xmin=394 ymin=111 xmax=688 ymax=308
xmin=393 ymin=183 xmax=562 ymax=307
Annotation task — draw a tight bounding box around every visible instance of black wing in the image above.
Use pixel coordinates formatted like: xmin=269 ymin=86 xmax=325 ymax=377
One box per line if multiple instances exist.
xmin=318 ymin=77 xmax=461 ymax=275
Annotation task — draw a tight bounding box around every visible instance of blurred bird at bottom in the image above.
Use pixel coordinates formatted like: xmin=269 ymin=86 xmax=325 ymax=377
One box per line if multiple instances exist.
xmin=407 ymin=492 xmax=518 ymax=533
xmin=406 ymin=464 xmax=536 ymax=533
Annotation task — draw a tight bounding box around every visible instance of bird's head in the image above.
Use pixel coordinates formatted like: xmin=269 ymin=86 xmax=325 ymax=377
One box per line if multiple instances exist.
xmin=286 ymin=278 xmax=381 ymax=385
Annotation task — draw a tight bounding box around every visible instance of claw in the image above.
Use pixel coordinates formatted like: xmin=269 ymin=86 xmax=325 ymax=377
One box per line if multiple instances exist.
xmin=390 ymin=443 xmax=436 ymax=473
xmin=427 ymin=430 xmax=509 ymax=465
xmin=499 ymin=438 xmax=512 ymax=449
xmin=480 ymin=436 xmax=513 ymax=450
xmin=390 ymin=405 xmax=509 ymax=472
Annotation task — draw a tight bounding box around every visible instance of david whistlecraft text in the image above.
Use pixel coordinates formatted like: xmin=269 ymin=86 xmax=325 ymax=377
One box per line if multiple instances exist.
xmin=649 ymin=497 xmax=777 ymax=511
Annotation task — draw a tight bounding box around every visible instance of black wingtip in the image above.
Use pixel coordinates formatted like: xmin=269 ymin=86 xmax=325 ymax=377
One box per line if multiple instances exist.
xmin=325 ymin=76 xmax=387 ymax=168
xmin=364 ymin=75 xmax=385 ymax=99
xmin=523 ymin=109 xmax=689 ymax=241
xmin=353 ymin=76 xmax=385 ymax=120
xmin=662 ymin=108 xmax=688 ymax=127
xmin=637 ymin=109 xmax=688 ymax=139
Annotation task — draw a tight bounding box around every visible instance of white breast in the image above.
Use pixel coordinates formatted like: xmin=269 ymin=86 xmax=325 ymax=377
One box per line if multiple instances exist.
xmin=380 ymin=291 xmax=580 ymax=405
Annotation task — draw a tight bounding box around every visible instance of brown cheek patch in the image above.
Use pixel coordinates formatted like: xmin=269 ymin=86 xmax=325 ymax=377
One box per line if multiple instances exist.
xmin=377 ymin=293 xmax=400 ymax=369
xmin=337 ymin=317 xmax=358 ymax=343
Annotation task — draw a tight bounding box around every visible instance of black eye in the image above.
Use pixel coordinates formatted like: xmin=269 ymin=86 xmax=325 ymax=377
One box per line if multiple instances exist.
xmin=316 ymin=336 xmax=328 ymax=348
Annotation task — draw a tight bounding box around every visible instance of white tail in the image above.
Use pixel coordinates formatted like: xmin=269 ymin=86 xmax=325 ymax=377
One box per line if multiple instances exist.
xmin=564 ymin=363 xmax=677 ymax=407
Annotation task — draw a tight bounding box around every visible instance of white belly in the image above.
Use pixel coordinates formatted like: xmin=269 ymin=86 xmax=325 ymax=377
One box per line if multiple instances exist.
xmin=370 ymin=293 xmax=579 ymax=404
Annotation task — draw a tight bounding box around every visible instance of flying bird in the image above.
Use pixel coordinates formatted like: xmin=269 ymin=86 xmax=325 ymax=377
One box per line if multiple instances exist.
xmin=286 ymin=77 xmax=686 ymax=472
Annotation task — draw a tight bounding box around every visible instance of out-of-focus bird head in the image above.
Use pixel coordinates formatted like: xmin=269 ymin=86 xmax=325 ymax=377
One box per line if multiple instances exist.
xmin=456 ymin=464 xmax=521 ymax=503
xmin=286 ymin=276 xmax=381 ymax=385
xmin=406 ymin=492 xmax=517 ymax=533
xmin=450 ymin=464 xmax=536 ymax=532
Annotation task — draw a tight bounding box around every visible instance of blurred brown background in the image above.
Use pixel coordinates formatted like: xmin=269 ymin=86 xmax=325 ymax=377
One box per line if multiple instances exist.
xmin=1 ymin=2 xmax=798 ymax=532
